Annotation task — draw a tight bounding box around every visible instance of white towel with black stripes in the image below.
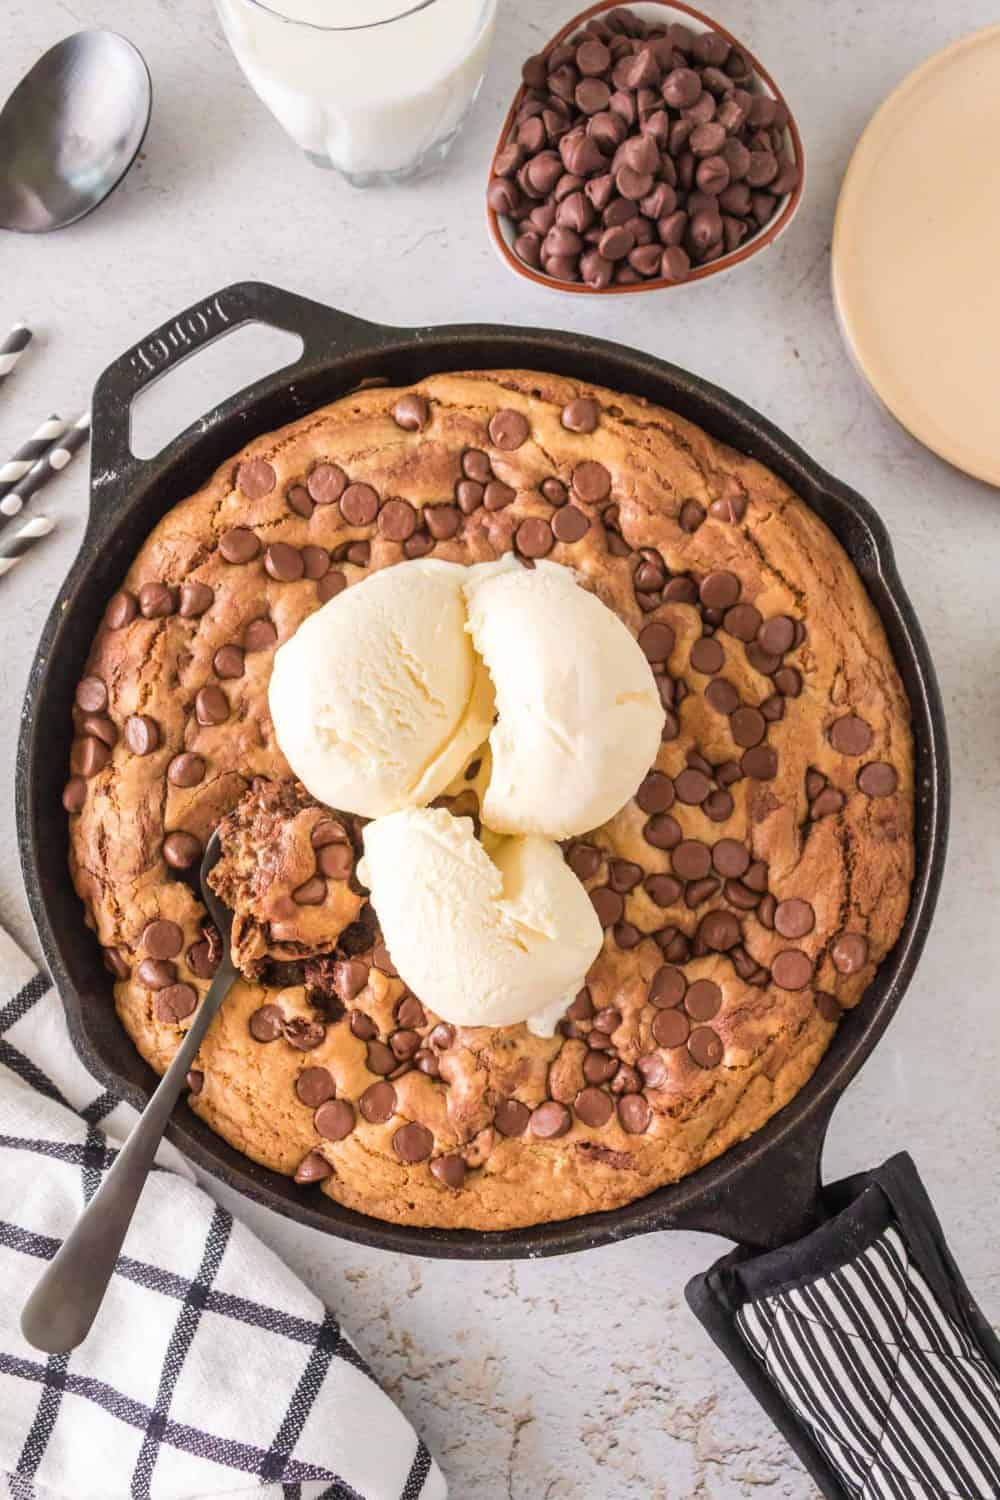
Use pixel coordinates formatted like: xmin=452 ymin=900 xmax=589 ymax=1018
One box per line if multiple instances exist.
xmin=0 ymin=927 xmax=447 ymax=1500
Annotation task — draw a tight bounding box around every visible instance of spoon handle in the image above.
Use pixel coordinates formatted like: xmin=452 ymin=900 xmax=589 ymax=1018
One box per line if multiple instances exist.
xmin=20 ymin=959 xmax=237 ymax=1354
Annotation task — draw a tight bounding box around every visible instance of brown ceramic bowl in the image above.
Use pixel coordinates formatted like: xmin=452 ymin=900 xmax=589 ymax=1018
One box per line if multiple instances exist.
xmin=486 ymin=0 xmax=806 ymax=296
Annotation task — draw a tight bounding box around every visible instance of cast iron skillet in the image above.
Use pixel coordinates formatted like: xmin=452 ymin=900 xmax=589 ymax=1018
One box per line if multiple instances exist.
xmin=17 ymin=282 xmax=949 ymax=1260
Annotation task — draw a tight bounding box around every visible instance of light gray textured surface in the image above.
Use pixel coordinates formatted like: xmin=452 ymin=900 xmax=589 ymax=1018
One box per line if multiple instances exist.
xmin=2 ymin=1 xmax=998 ymax=1494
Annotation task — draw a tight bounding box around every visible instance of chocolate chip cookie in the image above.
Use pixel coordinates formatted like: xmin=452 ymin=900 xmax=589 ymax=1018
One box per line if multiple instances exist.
xmin=65 ymin=372 xmax=913 ymax=1230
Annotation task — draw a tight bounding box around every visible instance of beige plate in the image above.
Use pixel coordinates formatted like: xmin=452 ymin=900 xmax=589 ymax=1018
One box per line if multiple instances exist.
xmin=832 ymin=26 xmax=1000 ymax=487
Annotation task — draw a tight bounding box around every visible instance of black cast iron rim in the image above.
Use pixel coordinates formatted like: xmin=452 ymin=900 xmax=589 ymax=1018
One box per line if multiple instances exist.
xmin=16 ymin=284 xmax=950 ymax=1259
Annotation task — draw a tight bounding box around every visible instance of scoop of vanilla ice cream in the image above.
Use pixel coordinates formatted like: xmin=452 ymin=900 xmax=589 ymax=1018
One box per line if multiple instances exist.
xmin=358 ymin=807 xmax=602 ymax=1035
xmin=463 ymin=560 xmax=665 ymax=838
xmin=268 ymin=560 xmax=494 ymax=818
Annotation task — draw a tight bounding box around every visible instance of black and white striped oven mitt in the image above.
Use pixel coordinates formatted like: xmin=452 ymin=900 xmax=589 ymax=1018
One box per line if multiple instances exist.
xmin=0 ymin=927 xmax=446 ymax=1500
xmin=688 ymin=1154 xmax=1000 ymax=1499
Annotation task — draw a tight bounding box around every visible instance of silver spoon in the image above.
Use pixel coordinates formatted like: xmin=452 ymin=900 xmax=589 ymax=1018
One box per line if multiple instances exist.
xmin=21 ymin=831 xmax=235 ymax=1353
xmin=0 ymin=31 xmax=151 ymax=234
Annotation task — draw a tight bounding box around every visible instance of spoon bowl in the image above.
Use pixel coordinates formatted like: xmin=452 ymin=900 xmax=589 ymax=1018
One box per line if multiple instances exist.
xmin=0 ymin=31 xmax=151 ymax=234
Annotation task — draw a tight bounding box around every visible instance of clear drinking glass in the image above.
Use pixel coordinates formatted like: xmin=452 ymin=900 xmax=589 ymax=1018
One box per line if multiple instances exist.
xmin=214 ymin=0 xmax=499 ymax=187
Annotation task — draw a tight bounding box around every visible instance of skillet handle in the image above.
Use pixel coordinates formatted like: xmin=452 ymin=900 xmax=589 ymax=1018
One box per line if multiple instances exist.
xmin=89 ymin=281 xmax=384 ymax=525
xmin=685 ymin=1153 xmax=1000 ymax=1499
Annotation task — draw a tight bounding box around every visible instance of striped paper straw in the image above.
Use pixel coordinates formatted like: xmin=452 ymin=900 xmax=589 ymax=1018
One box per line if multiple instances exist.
xmin=0 ymin=416 xmax=66 ymax=508
xmin=0 ymin=324 xmax=33 ymax=390
xmin=0 ymin=411 xmax=90 ymax=525
xmin=0 ymin=515 xmax=55 ymax=578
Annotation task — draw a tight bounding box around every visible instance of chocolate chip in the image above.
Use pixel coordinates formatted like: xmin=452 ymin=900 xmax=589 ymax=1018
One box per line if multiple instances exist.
xmin=296 ymin=1067 xmax=336 ymax=1107
xmin=698 ymin=571 xmax=740 ymax=611
xmin=730 ymin=706 xmax=766 ymax=748
xmin=583 ymin=1051 xmax=618 ymax=1085
xmin=773 ymin=667 xmax=802 ymax=698
xmin=393 ymin=393 xmax=430 ymax=431
xmin=103 ymin=946 xmax=130 ymax=979
xmin=187 ymin=939 xmax=218 ymax=979
xmin=494 ymin=1099 xmax=530 ymax=1138
xmin=746 ymin=641 xmax=781 ymax=676
xmin=137 ymin=957 xmax=176 ymax=989
xmin=682 ymin=979 xmax=721 ymax=1022
xmin=562 ymin=397 xmax=600 ymax=433
xmin=137 ymin=581 xmax=177 ymax=620
xmin=317 ymin=572 xmax=347 ymax=604
xmin=284 ymin=1017 xmax=326 ymax=1052
xmin=772 ymin=949 xmax=813 ymax=990
xmin=652 ymin=1007 xmax=689 ymax=1047
xmin=816 ymin=991 xmax=842 ymax=1023
xmin=710 ymin=839 xmax=747 ymax=879
xmin=213 ymin=644 xmax=245 ymax=679
xmin=775 ymin=899 xmax=815 ymax=939
xmin=489 ymin=409 xmax=531 ymax=450
xmin=74 ymin=736 xmax=110 ymax=778
xmin=315 ymin=1099 xmax=355 ymax=1141
xmin=162 ymin=831 xmax=201 ymax=870
xmin=553 ymin=505 xmax=591 ymax=544
xmin=265 ymin=542 xmax=304 ymax=582
xmin=484 ymin=479 xmax=516 ymax=511
xmin=219 ymin=527 xmax=260 ymax=564
xmin=858 ymin=762 xmax=898 ymax=798
xmin=297 ymin=546 xmax=329 ymax=582
xmin=243 ymin=618 xmax=277 ymax=653
xmin=378 ymin=498 xmax=418 ymax=542
xmin=568 ymin=842 xmax=602 ymax=879
xmin=590 ymin=886 xmax=624 ymax=927
xmin=195 ymin=686 xmax=229 ymax=727
xmin=340 ymin=483 xmax=379 ymax=526
xmin=688 ymin=1026 xmax=723 ymax=1068
xmin=690 ymin=637 xmax=724 ymax=674
xmin=393 ymin=1121 xmax=434 ymax=1161
xmin=350 ymin=1011 xmax=378 ymax=1041
xmin=670 ymin=840 xmax=709 ymax=880
xmin=638 ymin=622 xmax=674 ymax=663
xmin=810 ymin=786 xmax=845 ymax=819
xmin=650 ymin=965 xmax=686 ymax=1007
xmin=314 ymin=843 xmax=350 ymax=880
xmin=424 ymin=504 xmax=460 ymax=541
xmin=167 ymin=752 xmax=205 ymax=788
xmin=742 ymin=745 xmax=778 ymax=780
xmin=757 ymin=616 xmax=796 ymax=655
xmin=142 ymin=919 xmax=183 ymax=959
xmin=701 ymin=910 xmax=742 ymax=951
xmin=177 ymin=580 xmax=213 ymax=620
xmin=390 ymin=1028 xmax=421 ymax=1062
xmin=831 ymin=932 xmax=869 ymax=974
xmin=308 ymin=464 xmax=348 ymax=505
xmin=249 ymin=1004 xmax=285 ymax=1041
xmin=644 ymin=873 xmax=682 ymax=907
xmin=431 ymin=1155 xmax=466 ymax=1189
xmin=530 ymin=1101 xmax=572 ymax=1139
xmin=516 ymin=517 xmax=554 ymax=558
xmin=62 ymin=776 xmax=87 ymax=813
xmin=344 ymin=539 xmax=369 ymax=565
xmin=637 ymin=1052 xmax=668 ymax=1088
xmin=295 ymin=1151 xmax=332 ymax=1185
xmin=238 ymin=458 xmax=276 ymax=498
xmin=287 ymin=485 xmax=313 ymax=518
xmin=122 ymin=716 xmax=157 ymax=757
xmin=636 ymin=769 xmax=674 ymax=813
xmin=674 ymin=768 xmax=712 ymax=804
xmin=644 ymin=813 xmax=682 ymax=849
xmin=830 ymin=715 xmax=873 ymax=756
xmin=75 ymin=676 xmax=107 ymax=714
xmin=366 ymin=1040 xmax=396 ymax=1076
xmin=372 ymin=942 xmax=397 ymax=977
xmin=155 ymin=984 xmax=198 ymax=1023
xmin=82 ymin=716 xmax=115 ymax=751
xmin=187 ymin=1069 xmax=204 ymax=1095
xmin=574 ymin=1086 xmax=614 ymax=1128
xmin=571 ymin=460 xmax=611 ymax=504
xmin=105 ymin=591 xmax=137 ymax=629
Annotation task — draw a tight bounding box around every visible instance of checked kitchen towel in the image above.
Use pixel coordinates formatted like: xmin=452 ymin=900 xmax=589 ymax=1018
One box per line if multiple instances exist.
xmin=0 ymin=927 xmax=447 ymax=1500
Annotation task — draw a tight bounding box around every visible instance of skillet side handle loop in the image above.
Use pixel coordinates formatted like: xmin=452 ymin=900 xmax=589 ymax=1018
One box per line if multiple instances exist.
xmin=685 ymin=1153 xmax=1000 ymax=1500
xmin=89 ymin=281 xmax=382 ymax=521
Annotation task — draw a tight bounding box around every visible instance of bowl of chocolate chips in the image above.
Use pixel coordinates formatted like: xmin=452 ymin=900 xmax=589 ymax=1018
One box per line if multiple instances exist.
xmin=486 ymin=1 xmax=804 ymax=293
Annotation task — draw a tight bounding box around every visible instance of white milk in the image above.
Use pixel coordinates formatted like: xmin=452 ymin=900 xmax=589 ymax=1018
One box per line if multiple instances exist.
xmin=215 ymin=0 xmax=498 ymax=181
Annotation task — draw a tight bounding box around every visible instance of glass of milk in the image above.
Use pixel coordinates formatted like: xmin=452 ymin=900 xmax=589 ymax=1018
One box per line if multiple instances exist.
xmin=215 ymin=0 xmax=499 ymax=185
